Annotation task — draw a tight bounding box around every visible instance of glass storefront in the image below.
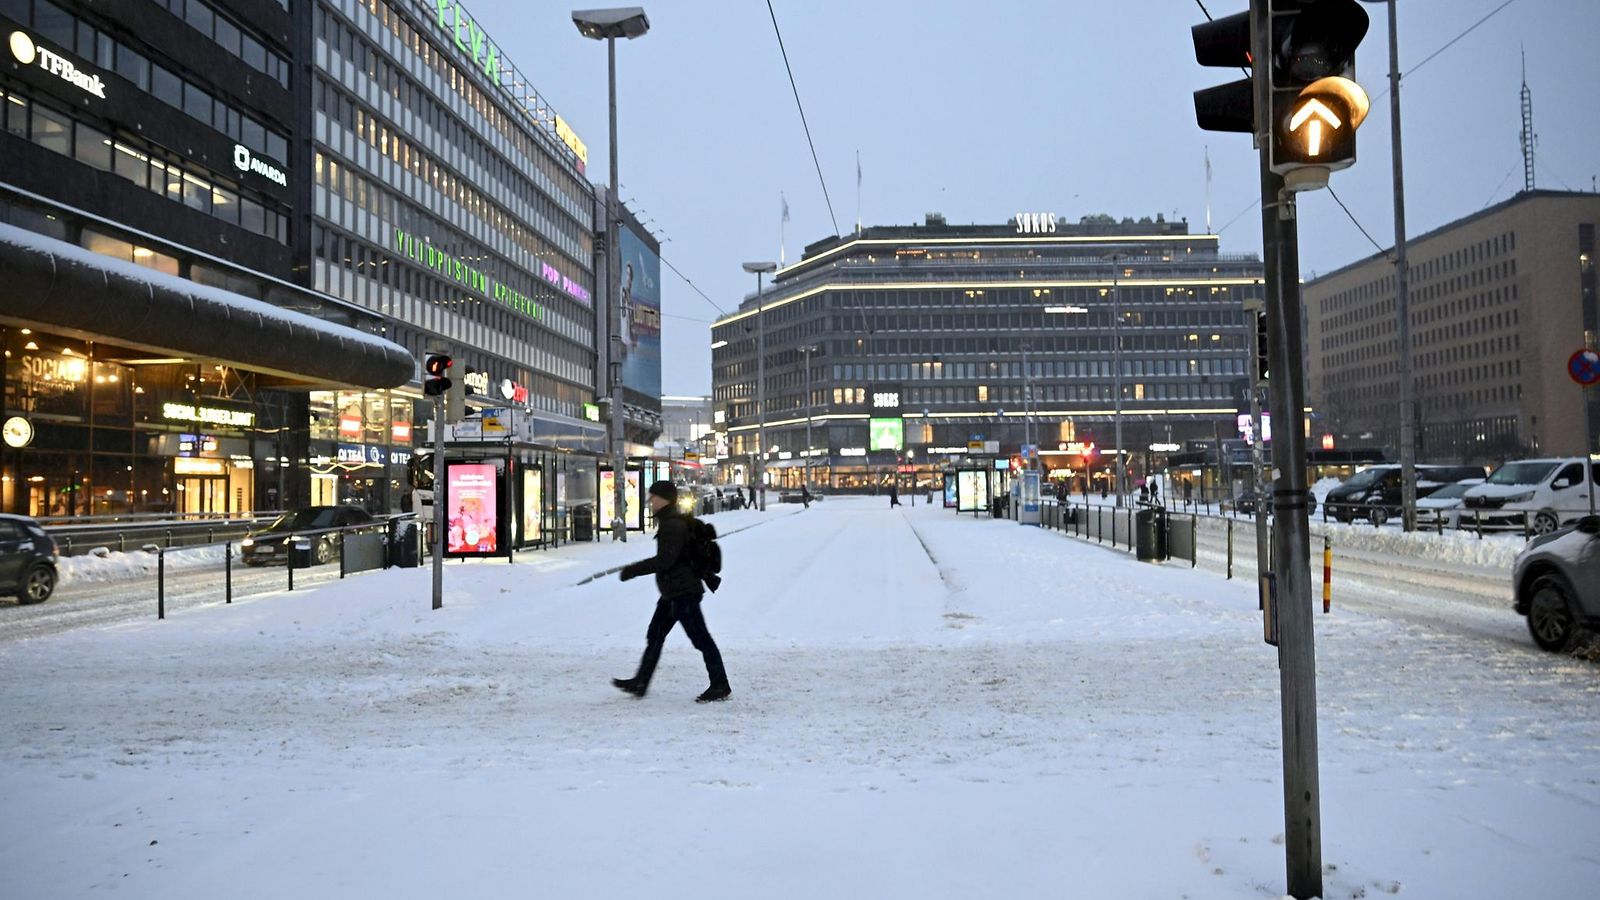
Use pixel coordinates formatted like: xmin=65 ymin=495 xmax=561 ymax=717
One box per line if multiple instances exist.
xmin=1 ymin=328 xmax=285 ymax=519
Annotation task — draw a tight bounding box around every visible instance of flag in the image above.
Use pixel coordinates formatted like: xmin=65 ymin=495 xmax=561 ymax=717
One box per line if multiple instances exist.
xmin=856 ymin=151 xmax=862 ymax=188
xmin=782 ymin=193 xmax=790 ymax=223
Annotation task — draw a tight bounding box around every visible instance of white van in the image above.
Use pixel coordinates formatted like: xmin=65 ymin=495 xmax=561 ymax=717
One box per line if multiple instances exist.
xmin=1460 ymin=458 xmax=1599 ymax=534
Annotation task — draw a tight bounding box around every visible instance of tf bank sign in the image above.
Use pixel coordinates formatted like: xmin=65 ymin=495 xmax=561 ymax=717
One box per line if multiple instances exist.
xmin=9 ymin=30 xmax=107 ymax=99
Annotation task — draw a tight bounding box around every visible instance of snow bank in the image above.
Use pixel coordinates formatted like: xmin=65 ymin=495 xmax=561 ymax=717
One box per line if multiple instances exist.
xmin=55 ymin=543 xmax=232 ymax=586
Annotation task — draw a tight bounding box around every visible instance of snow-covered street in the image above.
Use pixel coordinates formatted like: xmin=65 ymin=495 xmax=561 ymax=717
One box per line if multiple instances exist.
xmin=2 ymin=496 xmax=1596 ymax=899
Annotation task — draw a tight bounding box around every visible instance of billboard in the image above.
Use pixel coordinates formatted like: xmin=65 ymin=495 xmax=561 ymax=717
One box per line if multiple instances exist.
xmin=618 ymin=225 xmax=662 ymax=404
xmin=869 ymin=418 xmax=904 ymax=451
xmin=599 ymin=468 xmax=642 ymax=531
xmin=446 ymin=463 xmax=498 ymax=554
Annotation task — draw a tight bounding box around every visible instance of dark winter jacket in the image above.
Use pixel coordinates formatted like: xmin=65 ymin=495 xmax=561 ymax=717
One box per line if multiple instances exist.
xmin=620 ymin=506 xmax=703 ymax=598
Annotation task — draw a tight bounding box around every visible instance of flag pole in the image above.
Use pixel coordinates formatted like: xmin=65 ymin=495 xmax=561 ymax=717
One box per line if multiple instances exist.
xmin=1205 ymin=145 xmax=1213 ymax=234
xmin=855 ymin=149 xmax=862 ymax=235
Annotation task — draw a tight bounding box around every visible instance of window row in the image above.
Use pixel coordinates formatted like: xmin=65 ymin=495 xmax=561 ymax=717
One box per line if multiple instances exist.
xmin=315 ymin=80 xmax=592 ymax=292
xmin=150 ymin=0 xmax=291 ymax=88
xmin=311 ymin=152 xmax=593 ymax=341
xmin=1 ymin=88 xmax=289 ymax=243
xmin=318 ymin=0 xmax=591 ymax=219
xmin=4 ymin=0 xmax=290 ymax=164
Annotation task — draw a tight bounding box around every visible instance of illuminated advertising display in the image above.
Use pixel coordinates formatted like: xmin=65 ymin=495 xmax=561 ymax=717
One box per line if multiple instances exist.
xmin=943 ymin=474 xmax=958 ymax=508
xmin=958 ymin=470 xmax=990 ymax=512
xmin=617 ymin=224 xmax=662 ymax=403
xmin=522 ymin=468 xmax=541 ymax=544
xmin=599 ymin=468 xmax=641 ymax=531
xmin=869 ymin=418 xmax=904 ymax=451
xmin=446 ymin=463 xmax=498 ymax=554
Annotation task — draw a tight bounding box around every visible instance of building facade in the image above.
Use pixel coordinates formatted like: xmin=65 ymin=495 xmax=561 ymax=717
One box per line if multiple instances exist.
xmin=300 ymin=0 xmax=609 ymax=509
xmin=1 ymin=0 xmax=411 ymax=517
xmin=1 ymin=0 xmax=635 ymax=523
xmin=1305 ymin=190 xmax=1600 ymax=464
xmin=710 ymin=213 xmax=1264 ymax=490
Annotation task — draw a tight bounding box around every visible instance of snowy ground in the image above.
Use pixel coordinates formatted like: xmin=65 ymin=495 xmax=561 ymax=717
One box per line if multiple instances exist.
xmin=2 ymin=496 xmax=1597 ymax=899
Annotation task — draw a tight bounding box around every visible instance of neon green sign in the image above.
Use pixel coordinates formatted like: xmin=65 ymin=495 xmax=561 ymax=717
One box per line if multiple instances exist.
xmin=395 ymin=229 xmax=541 ymax=319
xmin=433 ymin=0 xmax=503 ymax=86
xmin=869 ymin=418 xmax=904 ymax=451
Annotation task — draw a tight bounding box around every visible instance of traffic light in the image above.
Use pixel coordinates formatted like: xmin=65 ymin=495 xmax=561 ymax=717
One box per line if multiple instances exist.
xmin=1268 ymin=0 xmax=1370 ymax=185
xmin=1254 ymin=309 xmax=1270 ymax=382
xmin=1191 ymin=9 xmax=1255 ymax=134
xmin=423 ymin=352 xmax=452 ymax=396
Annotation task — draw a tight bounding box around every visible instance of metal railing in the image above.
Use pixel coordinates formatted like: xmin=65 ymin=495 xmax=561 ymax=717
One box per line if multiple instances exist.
xmin=47 ymin=516 xmax=277 ymax=557
xmin=153 ymin=518 xmax=410 ymax=620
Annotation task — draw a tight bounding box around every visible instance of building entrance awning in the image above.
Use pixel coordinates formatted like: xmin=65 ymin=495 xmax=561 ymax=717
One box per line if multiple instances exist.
xmin=1 ymin=223 xmax=413 ymax=389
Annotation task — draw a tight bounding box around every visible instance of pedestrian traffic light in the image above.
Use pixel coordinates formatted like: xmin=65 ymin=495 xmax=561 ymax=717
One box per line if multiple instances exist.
xmin=1255 ymin=309 xmax=1270 ymax=382
xmin=423 ymin=352 xmax=452 ymax=396
xmin=1268 ymin=0 xmax=1370 ymax=187
xmin=1191 ymin=8 xmax=1255 ymax=134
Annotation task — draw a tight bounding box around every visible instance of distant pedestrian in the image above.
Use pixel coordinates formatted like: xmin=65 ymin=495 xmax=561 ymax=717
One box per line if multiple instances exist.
xmin=1100 ymin=482 xmax=1108 ymax=500
xmin=613 ymin=481 xmax=730 ymax=703
xmin=1138 ymin=483 xmax=1150 ymax=505
xmin=1183 ymin=478 xmax=1194 ymax=508
xmin=889 ymin=481 xmax=901 ymax=507
xmin=801 ymin=483 xmax=812 ymax=508
xmin=1149 ymin=480 xmax=1161 ymax=507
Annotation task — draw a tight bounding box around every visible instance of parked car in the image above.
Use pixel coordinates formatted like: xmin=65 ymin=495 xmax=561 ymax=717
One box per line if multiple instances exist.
xmin=1461 ymin=458 xmax=1599 ymax=535
xmin=240 ymin=506 xmax=375 ymax=566
xmin=1414 ymin=479 xmax=1485 ymax=529
xmin=1229 ymin=489 xmax=1316 ymax=517
xmin=1512 ymin=514 xmax=1600 ymax=651
xmin=0 ymin=514 xmax=59 ymax=604
xmin=1324 ymin=464 xmax=1486 ymax=524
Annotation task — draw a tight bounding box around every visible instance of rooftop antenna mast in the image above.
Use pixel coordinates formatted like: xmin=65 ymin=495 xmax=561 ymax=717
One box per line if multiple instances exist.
xmin=1519 ymin=48 xmax=1537 ymax=192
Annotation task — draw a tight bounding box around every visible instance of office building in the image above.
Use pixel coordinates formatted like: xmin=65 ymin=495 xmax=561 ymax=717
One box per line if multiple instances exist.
xmin=710 ymin=212 xmax=1265 ymax=489
xmin=1305 ymin=190 xmax=1600 ymax=463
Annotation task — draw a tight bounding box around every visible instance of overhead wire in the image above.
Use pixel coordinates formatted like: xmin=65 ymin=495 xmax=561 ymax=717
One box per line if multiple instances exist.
xmin=764 ymin=0 xmax=840 ymax=236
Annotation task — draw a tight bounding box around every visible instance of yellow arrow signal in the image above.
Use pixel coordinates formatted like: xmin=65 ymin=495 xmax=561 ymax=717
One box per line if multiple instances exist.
xmin=1288 ymin=99 xmax=1343 ymax=157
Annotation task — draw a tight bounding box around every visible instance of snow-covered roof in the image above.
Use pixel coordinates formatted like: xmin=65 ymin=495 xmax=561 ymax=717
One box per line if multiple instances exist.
xmin=0 ymin=223 xmax=414 ymax=389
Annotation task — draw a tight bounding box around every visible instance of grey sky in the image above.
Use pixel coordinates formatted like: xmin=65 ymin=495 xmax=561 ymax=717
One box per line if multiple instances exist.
xmin=463 ymin=0 xmax=1599 ymax=397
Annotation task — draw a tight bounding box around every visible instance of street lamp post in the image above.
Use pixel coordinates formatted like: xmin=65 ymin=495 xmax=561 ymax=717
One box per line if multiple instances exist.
xmin=742 ymin=261 xmax=777 ymax=511
xmin=572 ymin=6 xmax=649 ymax=542
xmin=1108 ymin=252 xmax=1128 ymax=507
xmin=801 ymin=343 xmax=818 ymax=492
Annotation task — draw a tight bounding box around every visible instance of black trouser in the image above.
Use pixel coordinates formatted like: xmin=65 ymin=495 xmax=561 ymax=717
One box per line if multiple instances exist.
xmin=634 ymin=593 xmax=727 ymax=688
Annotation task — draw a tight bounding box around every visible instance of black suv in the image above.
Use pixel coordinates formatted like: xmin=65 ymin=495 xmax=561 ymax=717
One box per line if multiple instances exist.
xmin=0 ymin=514 xmax=59 ymax=604
xmin=1324 ymin=464 xmax=1486 ymax=524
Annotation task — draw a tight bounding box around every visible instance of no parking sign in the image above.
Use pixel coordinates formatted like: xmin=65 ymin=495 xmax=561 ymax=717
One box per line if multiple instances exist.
xmin=1569 ymin=348 xmax=1600 ymax=386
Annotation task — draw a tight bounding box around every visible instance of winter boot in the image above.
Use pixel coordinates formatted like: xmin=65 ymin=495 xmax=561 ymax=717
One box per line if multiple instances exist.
xmin=612 ymin=677 xmax=647 ymax=698
xmin=695 ymin=682 xmax=732 ymax=703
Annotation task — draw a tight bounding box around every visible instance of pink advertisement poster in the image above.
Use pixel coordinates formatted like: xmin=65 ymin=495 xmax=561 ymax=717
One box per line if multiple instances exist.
xmin=447 ymin=463 xmax=498 ymax=554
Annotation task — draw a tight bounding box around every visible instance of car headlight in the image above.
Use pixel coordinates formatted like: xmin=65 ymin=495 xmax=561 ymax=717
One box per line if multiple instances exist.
xmin=241 ymin=537 xmax=254 ymax=547
xmin=1504 ymin=491 xmax=1535 ymax=503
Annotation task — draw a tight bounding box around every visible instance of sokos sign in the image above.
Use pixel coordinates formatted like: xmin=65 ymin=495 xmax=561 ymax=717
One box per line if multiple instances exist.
xmin=9 ymin=31 xmax=106 ymax=99
xmin=1014 ymin=212 xmax=1057 ymax=234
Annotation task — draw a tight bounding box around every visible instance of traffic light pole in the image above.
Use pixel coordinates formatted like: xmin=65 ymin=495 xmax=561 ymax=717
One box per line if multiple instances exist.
xmin=1383 ymin=0 xmax=1418 ymax=532
xmin=1245 ymin=300 xmax=1270 ymax=575
xmin=1255 ymin=2 xmax=1322 ymax=896
xmin=431 ymin=391 xmax=445 ymax=610
xmin=606 ymin=35 xmax=628 ymax=543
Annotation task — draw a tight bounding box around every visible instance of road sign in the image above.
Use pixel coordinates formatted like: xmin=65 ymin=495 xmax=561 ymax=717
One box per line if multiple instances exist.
xmin=1568 ymin=348 xmax=1600 ymax=386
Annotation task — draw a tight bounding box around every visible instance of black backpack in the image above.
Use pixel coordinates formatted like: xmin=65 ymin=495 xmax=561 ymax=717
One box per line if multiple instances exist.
xmin=689 ymin=517 xmax=723 ymax=592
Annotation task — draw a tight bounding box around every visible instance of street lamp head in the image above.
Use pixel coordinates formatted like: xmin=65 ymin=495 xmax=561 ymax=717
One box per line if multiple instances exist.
xmin=571 ymin=7 xmax=650 ymax=40
xmin=742 ymin=261 xmax=778 ymax=274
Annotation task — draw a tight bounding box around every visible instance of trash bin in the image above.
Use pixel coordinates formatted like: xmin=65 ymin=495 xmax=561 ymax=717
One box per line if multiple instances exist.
xmin=1135 ymin=509 xmax=1160 ymax=562
xmin=289 ymin=536 xmax=314 ymax=568
xmin=1154 ymin=507 xmax=1169 ymax=559
xmin=572 ymin=503 xmax=594 ymax=542
xmin=392 ymin=521 xmax=420 ymax=568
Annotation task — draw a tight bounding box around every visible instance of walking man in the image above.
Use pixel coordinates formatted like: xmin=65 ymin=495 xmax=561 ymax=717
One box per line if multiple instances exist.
xmin=801 ymin=482 xmax=812 ymax=508
xmin=613 ymin=481 xmax=731 ymax=703
xmin=888 ymin=480 xmax=901 ymax=507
